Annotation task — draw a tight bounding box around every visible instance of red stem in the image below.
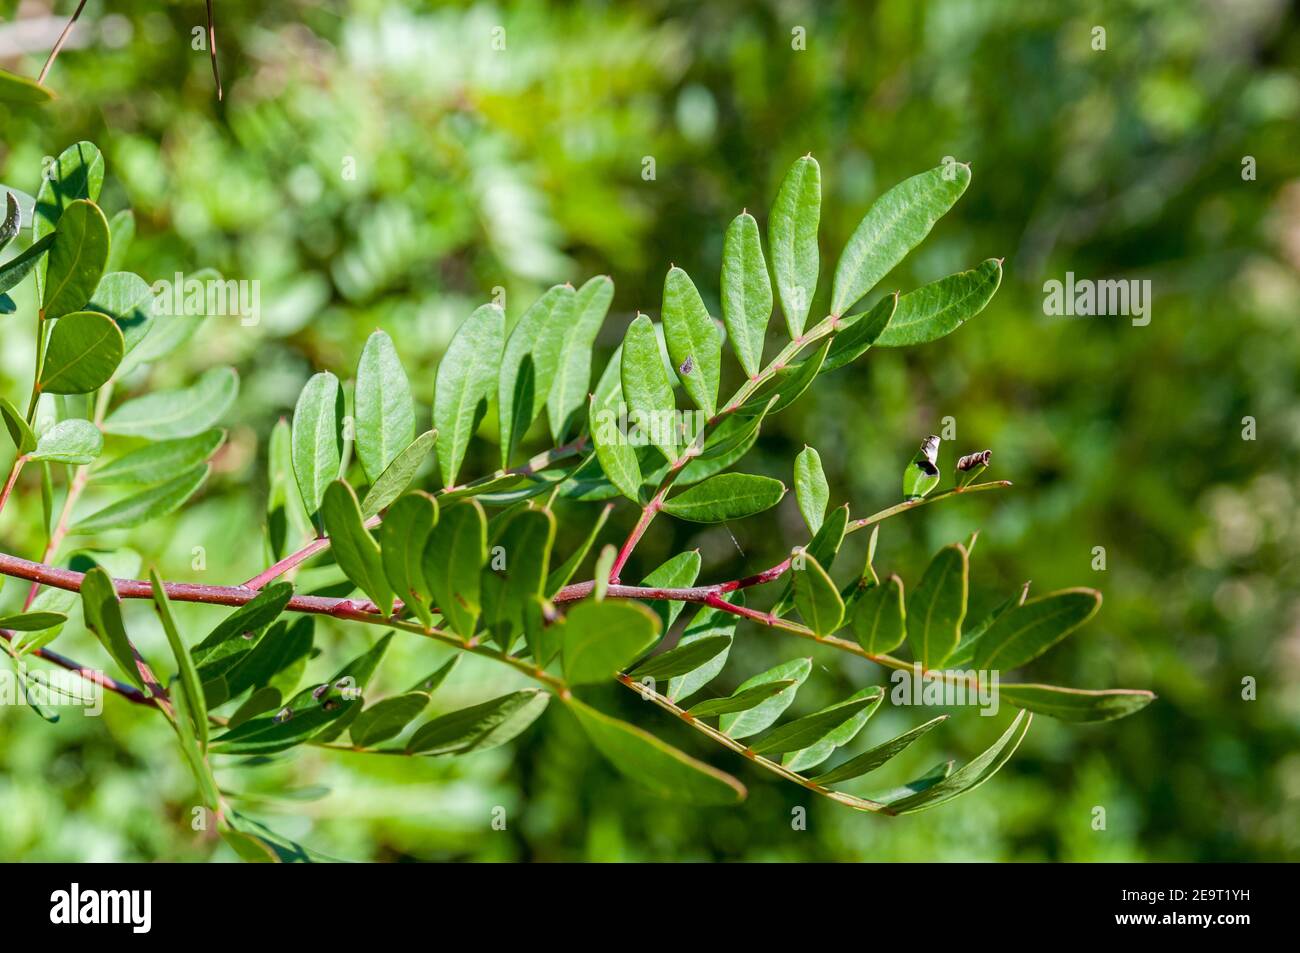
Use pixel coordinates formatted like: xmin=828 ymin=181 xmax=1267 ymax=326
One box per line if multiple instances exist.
xmin=0 ymin=457 xmax=25 ymax=516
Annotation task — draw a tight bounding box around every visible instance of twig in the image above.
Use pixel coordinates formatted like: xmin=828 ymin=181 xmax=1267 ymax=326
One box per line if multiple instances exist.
xmin=37 ymin=0 xmax=89 ymax=86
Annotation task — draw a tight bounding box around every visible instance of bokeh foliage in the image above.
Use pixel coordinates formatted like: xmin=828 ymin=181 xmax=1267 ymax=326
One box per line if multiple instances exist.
xmin=0 ymin=0 xmax=1296 ymax=860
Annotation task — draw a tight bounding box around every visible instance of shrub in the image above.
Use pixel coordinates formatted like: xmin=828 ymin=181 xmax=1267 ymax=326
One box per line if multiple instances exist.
xmin=0 ymin=142 xmax=1152 ymax=860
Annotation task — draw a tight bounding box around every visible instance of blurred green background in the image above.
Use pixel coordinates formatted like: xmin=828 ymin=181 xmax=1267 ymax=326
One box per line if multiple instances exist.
xmin=1 ymin=0 xmax=1297 ymax=861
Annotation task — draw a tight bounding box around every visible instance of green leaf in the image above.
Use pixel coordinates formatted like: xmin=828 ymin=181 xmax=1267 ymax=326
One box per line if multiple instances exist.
xmin=480 ymin=507 xmax=555 ymax=650
xmin=42 ymin=199 xmax=111 ymax=320
xmin=907 ymin=543 xmax=968 ymax=669
xmin=378 ymin=491 xmax=438 ymax=626
xmin=103 ymin=366 xmax=239 ymax=440
xmin=589 ymin=368 xmax=642 ymax=503
xmin=190 ymin=583 xmax=294 ymax=681
xmin=811 ymin=715 xmax=948 ymax=785
xmin=150 ymin=569 xmax=208 ymax=749
xmin=71 ymin=463 xmax=209 ymax=533
xmin=793 ymin=445 xmax=828 ymax=534
xmin=876 ymin=259 xmax=1002 ymax=347
xmin=30 ymin=419 xmax=101 ymax=465
xmin=360 ymin=429 xmax=436 ymax=518
xmin=0 ymin=611 xmax=67 ymax=631
xmin=661 ymin=472 xmax=786 ymax=523
xmin=421 ymin=498 xmax=487 ymax=638
xmin=853 ymin=574 xmax=907 ymax=655
xmin=33 ymin=142 xmax=103 ymax=300
xmin=638 ymin=549 xmax=701 ymax=633
xmin=782 ymin=686 xmax=884 ymax=772
xmin=561 ymin=599 xmax=661 ymax=686
xmin=751 ymin=691 xmax=880 ymax=756
xmin=661 ymin=266 xmax=722 ymax=416
xmin=667 ymin=595 xmax=739 ymax=702
xmin=87 ymin=271 xmax=153 ymax=354
xmin=720 ymin=212 xmax=772 ymax=377
xmin=39 ymin=310 xmax=123 ymax=394
xmin=406 ymin=689 xmax=550 ymax=755
xmin=546 ymin=500 xmax=612 ymax=597
xmin=290 ymin=371 xmax=343 ymax=517
xmin=350 ymin=692 xmax=430 ymax=747
xmin=769 ymin=155 xmax=821 ymax=338
xmin=321 ymin=480 xmax=393 ymax=616
xmin=0 ymin=233 xmax=55 ymax=295
xmin=621 ymin=314 xmax=679 ymax=462
xmin=221 ymin=616 xmax=314 ymax=700
xmin=568 ymin=697 xmax=745 ymax=805
xmin=627 ymin=636 xmax=731 ymax=682
xmin=354 ymin=330 xmax=415 ymax=483
xmin=687 ymin=679 xmax=796 ymax=717
xmin=94 ymin=430 xmax=224 ymax=485
xmin=434 ymin=303 xmax=504 ymax=488
xmin=79 ymin=567 xmax=147 ymax=691
xmin=998 ymin=684 xmax=1156 ymax=723
xmin=227 ymin=686 xmax=283 ymax=730
xmin=792 ymin=552 xmax=844 ymax=635
xmin=719 ymin=657 xmax=812 ymax=738
xmin=0 ymin=396 xmax=36 ymax=455
xmin=209 ymin=682 xmax=361 ymax=755
xmin=972 ymin=589 xmax=1102 ymax=672
xmin=887 ymin=710 xmax=1032 ymax=814
xmin=498 ymin=284 xmax=575 ymax=466
xmin=831 ymin=162 xmax=971 ymax=317
xmin=548 ymin=275 xmax=614 ymax=443
xmin=823 ymin=292 xmax=898 ymax=373
xmin=0 ymin=68 xmax=53 ymax=105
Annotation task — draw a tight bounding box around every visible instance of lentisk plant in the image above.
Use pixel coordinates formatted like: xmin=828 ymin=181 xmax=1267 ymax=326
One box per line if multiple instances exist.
xmin=0 ymin=142 xmax=1153 ymax=860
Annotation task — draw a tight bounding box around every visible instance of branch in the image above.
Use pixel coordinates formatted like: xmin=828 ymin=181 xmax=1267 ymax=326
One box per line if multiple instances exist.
xmin=37 ymin=0 xmax=88 ymax=85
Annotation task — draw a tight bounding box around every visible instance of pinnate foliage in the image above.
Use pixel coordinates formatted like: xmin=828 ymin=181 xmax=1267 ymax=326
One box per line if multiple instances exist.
xmin=0 ymin=144 xmax=1154 ymax=860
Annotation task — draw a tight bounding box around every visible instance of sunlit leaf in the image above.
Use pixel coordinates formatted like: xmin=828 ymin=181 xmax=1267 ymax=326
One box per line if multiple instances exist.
xmin=29 ymin=419 xmax=101 ymax=465
xmin=721 ymin=211 xmax=772 ymax=377
xmin=355 ymin=330 xmax=415 ymax=484
xmin=42 ymin=200 xmax=111 ymax=320
xmin=39 ymin=310 xmax=123 ymax=394
xmin=568 ymin=697 xmax=745 ymax=804
xmin=103 ymin=366 xmax=239 ymax=440
xmin=561 ymin=599 xmax=660 ymax=686
xmin=321 ymin=480 xmax=393 ymax=616
xmin=769 ymin=155 xmax=821 ymax=338
xmin=72 ymin=464 xmax=209 ymax=533
xmin=661 ymin=472 xmax=785 ymax=523
xmin=289 ymin=371 xmax=343 ymax=517
xmin=831 ymin=162 xmax=971 ymax=316
xmin=434 ymin=303 xmax=504 ymax=488
xmin=548 ymin=275 xmax=613 ymax=442
xmin=876 ymin=259 xmax=1002 ymax=347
